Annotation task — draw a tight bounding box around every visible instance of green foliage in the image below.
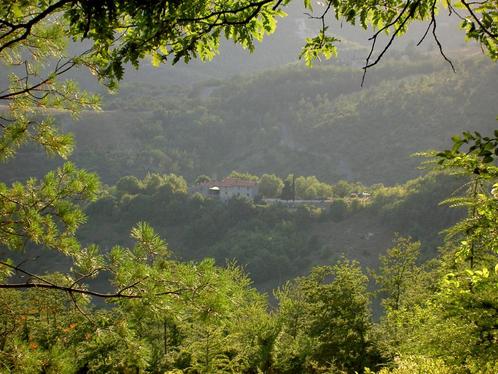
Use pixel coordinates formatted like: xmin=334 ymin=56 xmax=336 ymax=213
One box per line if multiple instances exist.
xmin=116 ymin=175 xmax=142 ymax=195
xmin=0 ymin=162 xmax=99 ymax=253
xmin=194 ymin=175 xmax=211 ymax=185
xmin=300 ymin=30 xmax=338 ymax=67
xmin=0 ymin=153 xmax=496 ymax=372
xmin=367 ymin=132 xmax=498 ymax=372
xmin=75 ymin=314 xmax=152 ymax=373
xmin=372 ymin=235 xmax=422 ymax=312
xmin=371 ymin=236 xmax=439 ymax=360
xmin=0 ymin=223 xmax=275 ymax=373
xmin=280 ymin=179 xmax=295 ymax=201
xmin=368 ymin=173 xmax=467 ymax=249
xmin=326 ymin=198 xmax=348 ymax=221
xmin=84 ymin=177 xmax=327 ymax=284
xmin=333 ymin=180 xmax=356 ymax=198
xmin=432 ymin=132 xmax=498 ymax=267
xmin=258 ymin=173 xmax=284 ymax=198
xmin=0 ymin=0 xmax=289 ymax=88
xmin=294 ymin=175 xmax=333 ymax=200
xmin=437 ymin=130 xmax=498 ymax=171
xmin=79 ymin=170 xmax=467 ymax=287
xmin=368 ymin=356 xmax=454 ymax=374
xmin=457 ymin=1 xmax=498 ymax=60
xmin=274 ymin=260 xmax=381 ymax=373
xmin=227 ymin=170 xmax=259 ymax=181
xmin=0 ymin=20 xmax=100 ymax=162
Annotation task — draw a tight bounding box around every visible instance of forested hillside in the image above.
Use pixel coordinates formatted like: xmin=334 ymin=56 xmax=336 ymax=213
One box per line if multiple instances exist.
xmin=69 ymin=172 xmax=463 ymax=290
xmin=2 ymin=54 xmax=496 ymax=186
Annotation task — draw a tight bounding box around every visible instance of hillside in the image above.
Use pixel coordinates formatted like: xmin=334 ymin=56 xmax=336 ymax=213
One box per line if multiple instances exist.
xmin=2 ymin=55 xmax=496 ymax=187
xmin=66 ymin=172 xmax=463 ymax=290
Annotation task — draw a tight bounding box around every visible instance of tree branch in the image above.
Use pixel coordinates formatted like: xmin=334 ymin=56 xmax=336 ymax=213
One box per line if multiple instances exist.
xmin=0 ymin=0 xmax=73 ymax=53
xmin=0 ymin=260 xmax=186 ymax=299
xmin=362 ymin=0 xmax=419 ymax=86
xmin=460 ymin=0 xmax=498 ymax=39
xmin=0 ymin=281 xmax=185 ymax=299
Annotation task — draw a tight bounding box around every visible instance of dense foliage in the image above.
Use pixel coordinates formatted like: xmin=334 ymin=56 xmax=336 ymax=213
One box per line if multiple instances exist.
xmin=68 ymin=171 xmax=461 ymax=287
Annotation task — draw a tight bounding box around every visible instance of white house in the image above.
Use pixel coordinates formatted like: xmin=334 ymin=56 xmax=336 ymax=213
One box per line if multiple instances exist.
xmin=191 ymin=178 xmax=259 ymax=202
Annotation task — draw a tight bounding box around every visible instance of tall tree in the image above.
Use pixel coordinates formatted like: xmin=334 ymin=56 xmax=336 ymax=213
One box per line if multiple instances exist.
xmin=274 ymin=260 xmax=380 ymax=373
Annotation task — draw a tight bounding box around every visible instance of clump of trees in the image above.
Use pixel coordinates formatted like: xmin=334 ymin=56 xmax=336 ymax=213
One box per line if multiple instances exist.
xmin=274 ymin=259 xmax=380 ymax=373
xmin=259 ymin=173 xmax=284 ymax=198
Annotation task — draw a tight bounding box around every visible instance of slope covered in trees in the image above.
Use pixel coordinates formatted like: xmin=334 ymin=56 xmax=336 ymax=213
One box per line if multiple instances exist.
xmin=3 ymin=54 xmax=495 ymax=186
xmin=71 ymin=171 xmax=463 ymax=289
